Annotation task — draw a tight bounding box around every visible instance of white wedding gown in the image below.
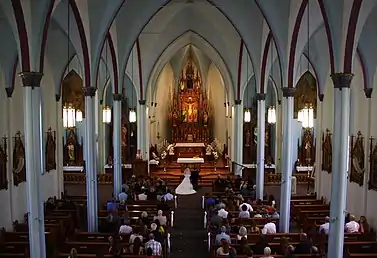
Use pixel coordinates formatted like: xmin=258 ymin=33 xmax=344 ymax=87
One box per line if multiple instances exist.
xmin=175 ymin=169 xmax=196 ymax=195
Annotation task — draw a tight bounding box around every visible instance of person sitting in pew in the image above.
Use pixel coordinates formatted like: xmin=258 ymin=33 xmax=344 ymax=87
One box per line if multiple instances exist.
xmin=261 ymin=219 xmax=276 ymax=234
xmin=310 ymin=246 xmax=320 ymax=257
xmin=118 ymin=188 xmax=128 ymax=202
xmin=284 ymin=245 xmax=297 ymax=258
xmin=129 ymin=227 xmax=144 ymax=244
xmin=153 ymin=210 xmax=167 ymax=226
xmin=237 ymin=226 xmax=248 ymax=240
xmin=295 ymin=233 xmax=312 ymax=254
xmin=253 ymin=235 xmax=270 ymax=255
xmin=145 ymin=233 xmax=162 ymax=256
xmin=267 ymin=207 xmax=279 ymax=219
xmin=248 ymin=220 xmax=260 ymax=234
xmin=138 ymin=189 xmax=148 ymax=201
xmin=216 ymin=239 xmax=236 ymax=256
xmin=216 ymin=226 xmax=231 ymax=244
xmin=345 ymin=214 xmax=360 ymax=233
xmin=239 ymin=204 xmax=250 ymax=219
xmin=239 ymin=199 xmax=253 ymax=212
xmin=261 ymin=247 xmax=274 ymax=258
xmin=145 ymin=247 xmax=154 ymax=258
xmin=319 ymin=216 xmax=330 ymax=235
xmin=108 ymin=235 xmax=123 ymax=257
xmin=119 ymin=221 xmax=133 ymax=235
xmin=138 ymin=212 xmax=150 ymax=235
xmin=237 ymin=236 xmax=252 ymax=255
xmin=218 ymin=203 xmax=229 ymax=219
xmin=163 ymin=188 xmax=174 ymax=201
xmin=106 ymin=198 xmax=118 ymax=212
xmin=129 ymin=235 xmax=144 ymax=255
xmin=359 ymin=215 xmax=370 ymax=233
xmin=105 ymin=212 xmax=121 ymax=233
xmin=150 ymin=222 xmax=163 ymax=243
xmin=68 ymin=248 xmax=77 ymax=258
xmin=157 ymin=198 xmax=170 ymax=212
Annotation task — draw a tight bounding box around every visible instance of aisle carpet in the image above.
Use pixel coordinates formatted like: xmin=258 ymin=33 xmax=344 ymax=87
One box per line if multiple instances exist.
xmin=170 ymin=187 xmax=208 ymax=258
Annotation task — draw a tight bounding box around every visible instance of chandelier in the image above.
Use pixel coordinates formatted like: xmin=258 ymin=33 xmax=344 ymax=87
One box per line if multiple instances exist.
xmin=244 ymin=109 xmax=251 ymax=123
xmin=102 ymin=106 xmax=112 ymax=124
xmin=63 ymin=104 xmax=76 ymax=128
xmin=76 ymin=109 xmax=83 ymax=122
xmin=129 ymin=108 xmax=137 ymax=123
xmin=267 ymin=106 xmax=276 ymax=124
xmin=299 ymin=105 xmax=314 ymax=128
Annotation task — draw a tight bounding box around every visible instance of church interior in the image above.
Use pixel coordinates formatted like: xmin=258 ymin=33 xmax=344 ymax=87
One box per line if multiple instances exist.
xmin=0 ymin=0 xmax=377 ymax=257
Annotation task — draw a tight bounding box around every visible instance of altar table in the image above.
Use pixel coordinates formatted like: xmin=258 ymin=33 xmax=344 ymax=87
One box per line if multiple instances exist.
xmin=175 ymin=143 xmax=205 ymax=148
xmin=177 ymin=157 xmax=204 ymax=171
xmin=175 ymin=142 xmax=205 ymax=158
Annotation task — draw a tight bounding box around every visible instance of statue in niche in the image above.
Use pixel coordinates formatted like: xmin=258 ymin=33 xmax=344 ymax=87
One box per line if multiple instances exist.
xmin=350 ymin=131 xmax=365 ymax=186
xmin=244 ymin=129 xmax=251 ymax=147
xmin=45 ymin=128 xmax=56 ymax=172
xmin=322 ymin=129 xmax=332 ymax=173
xmin=121 ymin=125 xmax=127 ymax=147
xmin=0 ymin=137 xmax=7 ymax=190
xmin=67 ymin=129 xmax=76 ymax=163
xmin=303 ymin=129 xmax=313 ymax=165
xmin=13 ymin=132 xmax=26 ymax=186
xmin=203 ymin=111 xmax=208 ymax=126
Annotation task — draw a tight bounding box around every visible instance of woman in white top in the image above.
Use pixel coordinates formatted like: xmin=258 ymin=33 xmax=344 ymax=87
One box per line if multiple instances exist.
xmin=262 ymin=247 xmax=274 ymax=258
xmin=153 ymin=210 xmax=167 ymax=225
xmin=237 ymin=226 xmax=248 ymax=241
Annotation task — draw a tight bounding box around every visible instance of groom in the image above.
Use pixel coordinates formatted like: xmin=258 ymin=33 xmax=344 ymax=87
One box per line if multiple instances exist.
xmin=190 ymin=168 xmax=200 ymax=190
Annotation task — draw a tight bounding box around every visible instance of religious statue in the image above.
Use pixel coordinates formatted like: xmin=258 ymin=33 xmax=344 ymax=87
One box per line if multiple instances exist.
xmin=121 ymin=125 xmax=127 ymax=147
xmin=13 ymin=131 xmax=26 ymax=186
xmin=172 ymin=111 xmax=179 ymax=127
xmin=322 ymin=129 xmax=332 ymax=173
xmin=245 ymin=129 xmax=251 ymax=147
xmin=67 ymin=129 xmax=76 ymax=163
xmin=182 ymin=108 xmax=187 ymax=122
xmin=45 ymin=128 xmax=56 ymax=172
xmin=303 ymin=129 xmax=313 ymax=165
xmin=0 ymin=137 xmax=7 ymax=190
xmin=350 ymin=131 xmax=365 ymax=186
xmin=203 ymin=111 xmax=208 ymax=126
xmin=369 ymin=140 xmax=377 ymax=191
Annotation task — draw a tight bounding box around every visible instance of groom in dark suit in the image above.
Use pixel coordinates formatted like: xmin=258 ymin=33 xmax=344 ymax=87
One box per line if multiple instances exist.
xmin=190 ymin=169 xmax=200 ymax=190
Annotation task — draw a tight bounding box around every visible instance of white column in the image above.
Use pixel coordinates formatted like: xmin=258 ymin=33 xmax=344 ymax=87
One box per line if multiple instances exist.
xmin=256 ymin=94 xmax=266 ymax=199
xmin=279 ymin=88 xmax=295 ymax=233
xmin=233 ymin=102 xmax=243 ymax=175
xmin=97 ymin=102 xmax=105 ymax=173
xmin=275 ymin=102 xmax=283 ymax=172
xmin=20 ymin=72 xmax=46 ymax=258
xmin=137 ymin=101 xmax=147 ymax=159
xmin=315 ymin=96 xmax=324 ymax=196
xmin=145 ymin=106 xmax=150 ymax=173
xmin=113 ymin=94 xmax=122 ymax=197
xmin=84 ymin=88 xmax=98 ymax=232
xmin=362 ymin=90 xmax=372 ymax=216
xmin=328 ymin=74 xmax=352 ymax=258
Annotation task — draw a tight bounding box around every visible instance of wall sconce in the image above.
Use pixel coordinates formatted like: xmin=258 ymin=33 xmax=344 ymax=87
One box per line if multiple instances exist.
xmin=267 ymin=106 xmax=276 ymax=124
xmin=76 ymin=109 xmax=83 ymax=122
xmin=244 ymin=109 xmax=251 ymax=123
xmin=102 ymin=106 xmax=112 ymax=124
xmin=63 ymin=103 xmax=76 ymax=128
xmin=129 ymin=108 xmax=137 ymax=123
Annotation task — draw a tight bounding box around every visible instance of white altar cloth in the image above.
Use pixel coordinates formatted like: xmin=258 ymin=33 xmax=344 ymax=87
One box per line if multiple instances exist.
xmin=63 ymin=166 xmax=84 ymax=172
xmin=175 ymin=142 xmax=205 ymax=148
xmin=177 ymin=158 xmax=204 ymax=164
xmin=296 ymin=166 xmax=313 ymax=172
xmin=243 ymin=164 xmax=276 ymax=169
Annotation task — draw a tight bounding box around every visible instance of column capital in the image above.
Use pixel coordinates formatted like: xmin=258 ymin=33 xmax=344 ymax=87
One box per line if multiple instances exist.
xmin=256 ymin=93 xmax=266 ymax=101
xmin=5 ymin=87 xmax=14 ymax=98
xmin=330 ymin=73 xmax=354 ymax=88
xmin=55 ymin=94 xmax=61 ymax=102
xmin=19 ymin=72 xmax=43 ymax=88
xmin=319 ymin=93 xmax=324 ymax=102
xmin=113 ymin=93 xmax=123 ymax=101
xmin=282 ymin=87 xmax=295 ymax=97
xmin=84 ymin=87 xmax=97 ymax=97
xmin=364 ymin=88 xmax=373 ymax=98
xmin=235 ymin=100 xmax=242 ymax=105
xmin=139 ymin=100 xmax=146 ymax=105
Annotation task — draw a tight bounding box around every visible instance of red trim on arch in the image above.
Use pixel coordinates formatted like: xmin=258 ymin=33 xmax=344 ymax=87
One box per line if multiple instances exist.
xmin=108 ymin=33 xmax=119 ymax=94
xmin=356 ymin=48 xmax=367 ymax=90
xmin=39 ymin=0 xmax=55 ymax=72
xmin=12 ymin=57 xmax=19 ymax=89
xmin=69 ymin=0 xmax=91 ymax=87
xmin=260 ymin=32 xmax=272 ymax=94
xmin=136 ymin=38 xmax=144 ymax=100
xmin=236 ymin=39 xmax=244 ymax=101
xmin=317 ymin=0 xmax=335 ymax=74
xmin=287 ymin=0 xmax=308 ymax=88
xmin=11 ymin=0 xmax=30 ymax=72
xmin=344 ymin=0 xmax=362 ymax=73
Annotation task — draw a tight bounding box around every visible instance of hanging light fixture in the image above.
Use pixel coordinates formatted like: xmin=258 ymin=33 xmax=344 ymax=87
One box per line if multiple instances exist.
xmin=267 ymin=106 xmax=276 ymax=124
xmin=102 ymin=106 xmax=112 ymax=124
xmin=301 ymin=105 xmax=314 ymax=128
xmin=129 ymin=108 xmax=136 ymax=123
xmin=76 ymin=109 xmax=83 ymax=122
xmin=244 ymin=109 xmax=251 ymax=123
xmin=129 ymin=46 xmax=136 ymax=123
xmin=63 ymin=103 xmax=76 ymax=128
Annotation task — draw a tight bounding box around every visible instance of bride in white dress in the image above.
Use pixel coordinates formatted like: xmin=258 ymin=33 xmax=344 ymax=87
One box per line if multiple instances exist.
xmin=175 ymin=168 xmax=196 ymax=195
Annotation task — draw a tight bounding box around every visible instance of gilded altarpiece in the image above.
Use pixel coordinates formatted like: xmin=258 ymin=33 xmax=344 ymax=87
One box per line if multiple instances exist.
xmin=322 ymin=129 xmax=332 ymax=173
xmin=350 ymin=132 xmax=365 ymax=186
xmin=368 ymin=138 xmax=377 ymax=191
xmin=169 ymin=57 xmax=211 ymax=143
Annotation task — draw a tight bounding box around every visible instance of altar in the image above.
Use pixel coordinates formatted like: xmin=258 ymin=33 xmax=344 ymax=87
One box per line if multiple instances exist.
xmin=177 ymin=157 xmax=204 ymax=171
xmin=175 ymin=142 xmax=205 ymax=158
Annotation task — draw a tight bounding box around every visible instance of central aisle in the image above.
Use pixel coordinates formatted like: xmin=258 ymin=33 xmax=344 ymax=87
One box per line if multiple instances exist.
xmin=170 ymin=188 xmax=208 ymax=258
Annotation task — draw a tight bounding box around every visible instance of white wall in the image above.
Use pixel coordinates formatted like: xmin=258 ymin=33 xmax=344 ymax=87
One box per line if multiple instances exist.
xmin=151 ymin=63 xmax=174 ymax=146
xmin=0 ymin=63 xmax=62 ymax=230
xmin=207 ymin=64 xmax=227 ymax=145
xmin=316 ymin=57 xmax=377 ymax=229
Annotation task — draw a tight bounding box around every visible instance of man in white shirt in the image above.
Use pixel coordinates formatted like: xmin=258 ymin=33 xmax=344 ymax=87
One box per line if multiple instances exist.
xmin=261 ymin=220 xmax=277 ymax=234
xmin=319 ymin=216 xmax=330 ymax=235
xmin=218 ymin=204 xmax=228 ymax=219
xmin=239 ymin=202 xmax=253 ymax=212
xmin=238 ymin=204 xmax=250 ymax=218
xmin=138 ymin=191 xmax=148 ymax=200
xmin=345 ymin=215 xmax=360 ymax=233
xmin=119 ymin=224 xmax=133 ymax=234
